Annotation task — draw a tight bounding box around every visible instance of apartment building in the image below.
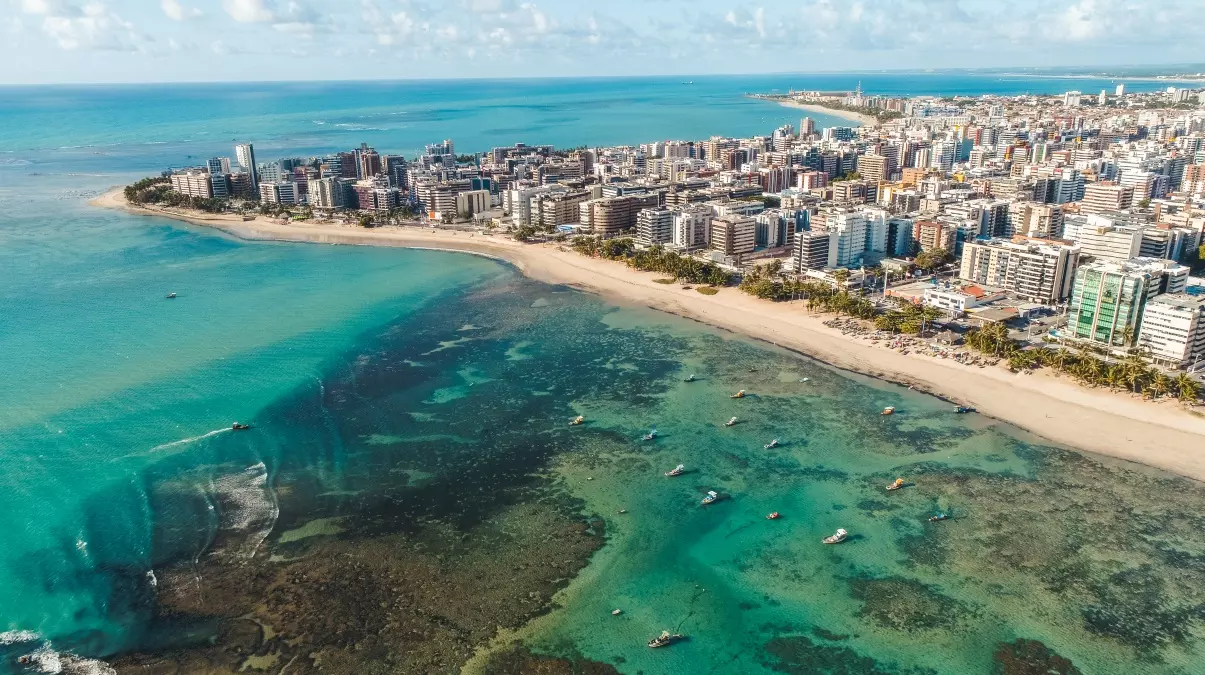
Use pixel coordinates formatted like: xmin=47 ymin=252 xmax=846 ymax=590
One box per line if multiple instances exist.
xmin=1068 ymin=258 xmax=1190 ymax=348
xmin=1138 ymin=294 xmax=1205 ymax=368
xmin=959 ymin=237 xmax=1082 ymax=304
xmin=709 ymin=215 xmax=756 ymax=256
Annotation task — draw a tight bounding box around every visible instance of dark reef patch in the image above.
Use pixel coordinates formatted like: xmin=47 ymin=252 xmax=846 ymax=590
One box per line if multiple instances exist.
xmin=482 ymin=644 xmax=622 ymax=675
xmin=761 ymin=635 xmax=936 ymax=675
xmin=992 ymin=639 xmax=1082 ymax=675
xmin=849 ymin=576 xmax=969 ymax=633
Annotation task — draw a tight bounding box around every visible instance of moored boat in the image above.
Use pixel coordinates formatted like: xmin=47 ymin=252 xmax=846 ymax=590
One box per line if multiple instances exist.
xmin=764 ymin=439 xmax=779 ymax=449
xmin=929 ymin=513 xmax=950 ymax=522
xmin=731 ymin=390 xmax=746 ymax=399
xmin=642 ymin=429 xmax=658 ymax=441
xmin=725 ymin=416 xmax=738 ymax=427
xmin=886 ymin=478 xmax=905 ymax=491
xmin=612 ymin=609 xmax=623 ymax=616
xmin=231 ymin=422 xmax=251 ymax=431
xmin=665 ymin=464 xmax=685 ymax=477
xmin=684 ymin=374 xmax=696 ymax=382
xmin=701 ymin=490 xmax=718 ymax=505
xmin=881 ymin=406 xmax=896 ymax=416
xmin=955 ymin=406 xmax=975 ymax=414
xmin=648 ymin=631 xmax=684 ymax=648
xmin=570 ymin=415 xmax=585 ymax=426
xmin=823 ymin=528 xmax=848 ymax=544
xmin=165 ymin=292 xmax=177 ymax=299
xmin=766 ymin=511 xmax=780 ymax=520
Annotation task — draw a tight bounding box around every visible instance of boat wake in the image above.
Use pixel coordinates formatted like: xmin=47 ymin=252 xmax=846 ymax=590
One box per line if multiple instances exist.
xmin=149 ymin=427 xmax=233 ymax=454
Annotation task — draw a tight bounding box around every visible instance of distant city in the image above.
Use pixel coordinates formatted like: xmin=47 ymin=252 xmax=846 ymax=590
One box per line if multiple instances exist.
xmin=147 ymin=83 xmax=1205 ymax=375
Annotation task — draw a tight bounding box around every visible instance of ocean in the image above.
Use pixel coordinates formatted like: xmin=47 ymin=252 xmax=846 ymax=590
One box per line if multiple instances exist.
xmin=1 ymin=73 xmax=1204 ymax=674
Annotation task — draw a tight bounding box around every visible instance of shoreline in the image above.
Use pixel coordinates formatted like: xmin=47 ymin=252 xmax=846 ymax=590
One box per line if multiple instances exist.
xmin=752 ymin=97 xmax=877 ymax=126
xmin=93 ymin=188 xmax=1205 ymax=483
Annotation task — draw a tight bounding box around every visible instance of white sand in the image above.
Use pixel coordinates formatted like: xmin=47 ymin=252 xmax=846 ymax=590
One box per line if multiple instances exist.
xmin=93 ymin=189 xmax=1205 ymax=482
xmin=771 ymin=100 xmax=878 ymax=127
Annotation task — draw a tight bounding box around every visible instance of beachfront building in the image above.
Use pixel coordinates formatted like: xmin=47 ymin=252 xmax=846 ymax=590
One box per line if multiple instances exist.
xmin=259 ymin=181 xmax=297 ymax=205
xmin=581 ymin=194 xmax=662 ymax=238
xmin=670 ymin=204 xmax=713 ymax=250
xmin=1068 ymin=258 xmax=1191 ymax=349
xmin=309 ymin=177 xmax=350 ymax=208
xmin=534 ymin=190 xmax=590 ymax=230
xmin=235 ymin=143 xmax=259 ymax=191
xmin=455 ymin=189 xmax=490 ymax=218
xmin=923 ymin=284 xmax=1006 ymax=316
xmin=170 ymin=170 xmax=214 ymax=199
xmin=635 ymin=207 xmax=674 ymax=247
xmin=1138 ymin=294 xmax=1205 ymax=368
xmin=710 ymin=215 xmax=756 ymax=256
xmin=790 ymin=230 xmax=836 ymax=274
xmin=959 ymin=237 xmax=1082 ymax=304
xmin=505 ymin=185 xmax=563 ymax=226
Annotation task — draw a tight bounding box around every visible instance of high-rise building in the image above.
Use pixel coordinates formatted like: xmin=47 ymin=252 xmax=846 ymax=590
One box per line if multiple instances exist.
xmin=234 ymin=144 xmax=258 ymax=192
xmin=671 ymin=204 xmax=713 ymax=250
xmin=1069 ymin=258 xmax=1190 ymax=348
xmin=170 ymin=170 xmax=214 ymax=198
xmin=1138 ymin=294 xmax=1205 ymax=368
xmin=912 ymin=220 xmax=956 ymax=252
xmin=1115 ymin=83 xmax=1126 ymax=97
xmin=635 ymin=208 xmax=674 ymax=247
xmin=857 ymin=154 xmax=888 ymax=184
xmin=581 ymin=194 xmax=661 ymax=238
xmin=1062 ymin=215 xmax=1142 ymax=263
xmin=309 ymin=177 xmax=349 ymax=208
xmin=791 ymin=230 xmax=836 ymax=274
xmin=959 ymin=238 xmax=1082 ymax=303
xmin=710 ymin=215 xmax=756 ymax=256
xmin=1080 ymin=181 xmax=1135 ymax=214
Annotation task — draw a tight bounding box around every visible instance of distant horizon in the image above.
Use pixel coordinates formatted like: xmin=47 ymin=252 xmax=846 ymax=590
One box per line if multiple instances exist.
xmin=3 ymin=63 xmax=1205 ymax=89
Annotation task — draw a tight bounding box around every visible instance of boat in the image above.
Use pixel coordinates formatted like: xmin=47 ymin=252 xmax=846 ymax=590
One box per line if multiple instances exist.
xmin=684 ymin=374 xmax=696 ymax=382
xmin=823 ymin=528 xmax=848 ymax=544
xmin=612 ymin=609 xmax=623 ymax=616
xmin=665 ymin=464 xmax=685 ymax=477
xmin=731 ymin=390 xmax=747 ymax=399
xmin=701 ymin=490 xmax=718 ymax=505
xmin=648 ymin=631 xmax=684 ymax=648
xmin=642 ymin=429 xmax=658 ymax=441
xmin=764 ymin=439 xmax=780 ymax=449
xmin=800 ymin=377 xmax=810 ymax=383
xmin=231 ymin=422 xmax=251 ymax=431
xmin=881 ymin=407 xmax=896 ymax=416
xmin=886 ymin=478 xmax=905 ymax=491
xmin=766 ymin=511 xmax=780 ymax=520
xmin=928 ymin=513 xmax=950 ymax=522
xmin=165 ymin=292 xmax=177 ymax=299
xmin=955 ymin=406 xmax=975 ymax=414
xmin=618 ymin=509 xmax=628 ymax=514
xmin=725 ymin=417 xmax=738 ymax=427
xmin=570 ymin=416 xmax=585 ymax=426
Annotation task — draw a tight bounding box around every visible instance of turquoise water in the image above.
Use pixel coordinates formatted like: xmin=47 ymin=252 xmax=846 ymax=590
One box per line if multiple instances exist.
xmin=3 ymin=76 xmax=1205 ymax=674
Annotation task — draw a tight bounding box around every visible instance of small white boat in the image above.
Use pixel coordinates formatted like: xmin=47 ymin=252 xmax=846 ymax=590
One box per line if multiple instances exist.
xmin=886 ymin=478 xmax=905 ymax=491
xmin=684 ymin=374 xmax=696 ymax=382
xmin=701 ymin=490 xmax=718 ymax=505
xmin=725 ymin=417 xmax=738 ymax=427
xmin=642 ymin=429 xmax=658 ymax=442
xmin=881 ymin=407 xmax=896 ymax=416
xmin=823 ymin=528 xmax=848 ymax=544
xmin=648 ymin=630 xmax=684 ymax=648
xmin=731 ymin=390 xmax=747 ymax=399
xmin=570 ymin=415 xmax=585 ymax=426
xmin=165 ymin=292 xmax=177 ymax=299
xmin=764 ymin=439 xmax=780 ymax=449
xmin=800 ymin=377 xmax=810 ymax=383
xmin=665 ymin=464 xmax=685 ymax=477
xmin=612 ymin=608 xmax=623 ymax=616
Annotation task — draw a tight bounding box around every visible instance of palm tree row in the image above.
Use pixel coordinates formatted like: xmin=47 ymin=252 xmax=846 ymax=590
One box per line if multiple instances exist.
xmin=570 ymin=238 xmax=732 ymax=286
xmin=963 ymin=327 xmax=1201 ymax=403
xmin=873 ymin=303 xmax=945 ymax=335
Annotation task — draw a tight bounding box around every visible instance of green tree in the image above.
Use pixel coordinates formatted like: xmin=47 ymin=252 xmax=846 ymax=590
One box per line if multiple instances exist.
xmin=1174 ymin=373 xmax=1201 ymax=403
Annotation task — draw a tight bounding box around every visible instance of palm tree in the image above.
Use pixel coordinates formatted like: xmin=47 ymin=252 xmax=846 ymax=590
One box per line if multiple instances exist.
xmin=1147 ymin=372 xmax=1173 ymax=399
xmin=1174 ymin=373 xmax=1200 ymax=404
xmin=1121 ymin=354 xmax=1151 ymax=394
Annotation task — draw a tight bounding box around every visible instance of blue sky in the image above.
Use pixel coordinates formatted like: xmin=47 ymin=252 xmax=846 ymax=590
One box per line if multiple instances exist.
xmin=1 ymin=0 xmax=1200 ymax=84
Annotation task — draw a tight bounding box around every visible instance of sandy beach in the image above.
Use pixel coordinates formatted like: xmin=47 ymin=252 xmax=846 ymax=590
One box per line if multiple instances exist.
xmin=768 ymin=99 xmax=878 ymax=127
xmin=93 ymin=188 xmax=1205 ymax=482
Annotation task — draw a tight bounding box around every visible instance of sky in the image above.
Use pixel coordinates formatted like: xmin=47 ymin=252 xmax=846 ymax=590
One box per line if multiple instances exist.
xmin=1 ymin=0 xmax=1201 ymax=84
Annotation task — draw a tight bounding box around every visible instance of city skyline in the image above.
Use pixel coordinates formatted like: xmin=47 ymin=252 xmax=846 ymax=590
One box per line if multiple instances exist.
xmin=3 ymin=0 xmax=1205 ymax=84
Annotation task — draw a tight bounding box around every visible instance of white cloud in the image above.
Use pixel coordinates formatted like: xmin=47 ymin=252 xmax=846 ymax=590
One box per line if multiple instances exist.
xmin=161 ymin=0 xmax=201 ymax=21
xmin=223 ymin=0 xmax=273 ymax=22
xmin=23 ymin=1 xmax=145 ymax=51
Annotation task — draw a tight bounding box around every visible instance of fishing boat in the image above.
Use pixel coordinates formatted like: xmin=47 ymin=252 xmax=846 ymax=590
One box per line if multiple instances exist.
xmin=648 ymin=631 xmax=684 ymax=648
xmin=881 ymin=406 xmax=896 ymax=416
xmin=800 ymin=377 xmax=810 ymax=383
xmin=612 ymin=609 xmax=623 ymax=616
xmin=764 ymin=439 xmax=780 ymax=449
xmin=725 ymin=416 xmax=738 ymax=427
xmin=766 ymin=511 xmax=780 ymax=520
xmin=823 ymin=528 xmax=848 ymax=544
xmin=701 ymin=490 xmax=719 ymax=505
xmin=165 ymin=292 xmax=177 ymax=299
xmin=570 ymin=416 xmax=585 ymax=426
xmin=642 ymin=429 xmax=658 ymax=441
xmin=684 ymin=374 xmax=696 ymax=382
xmin=731 ymin=390 xmax=747 ymax=399
xmin=665 ymin=464 xmax=685 ymax=477
xmin=231 ymin=422 xmax=251 ymax=431
xmin=955 ymin=406 xmax=975 ymax=414
xmin=928 ymin=513 xmax=950 ymax=522
xmin=886 ymin=478 xmax=905 ymax=491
